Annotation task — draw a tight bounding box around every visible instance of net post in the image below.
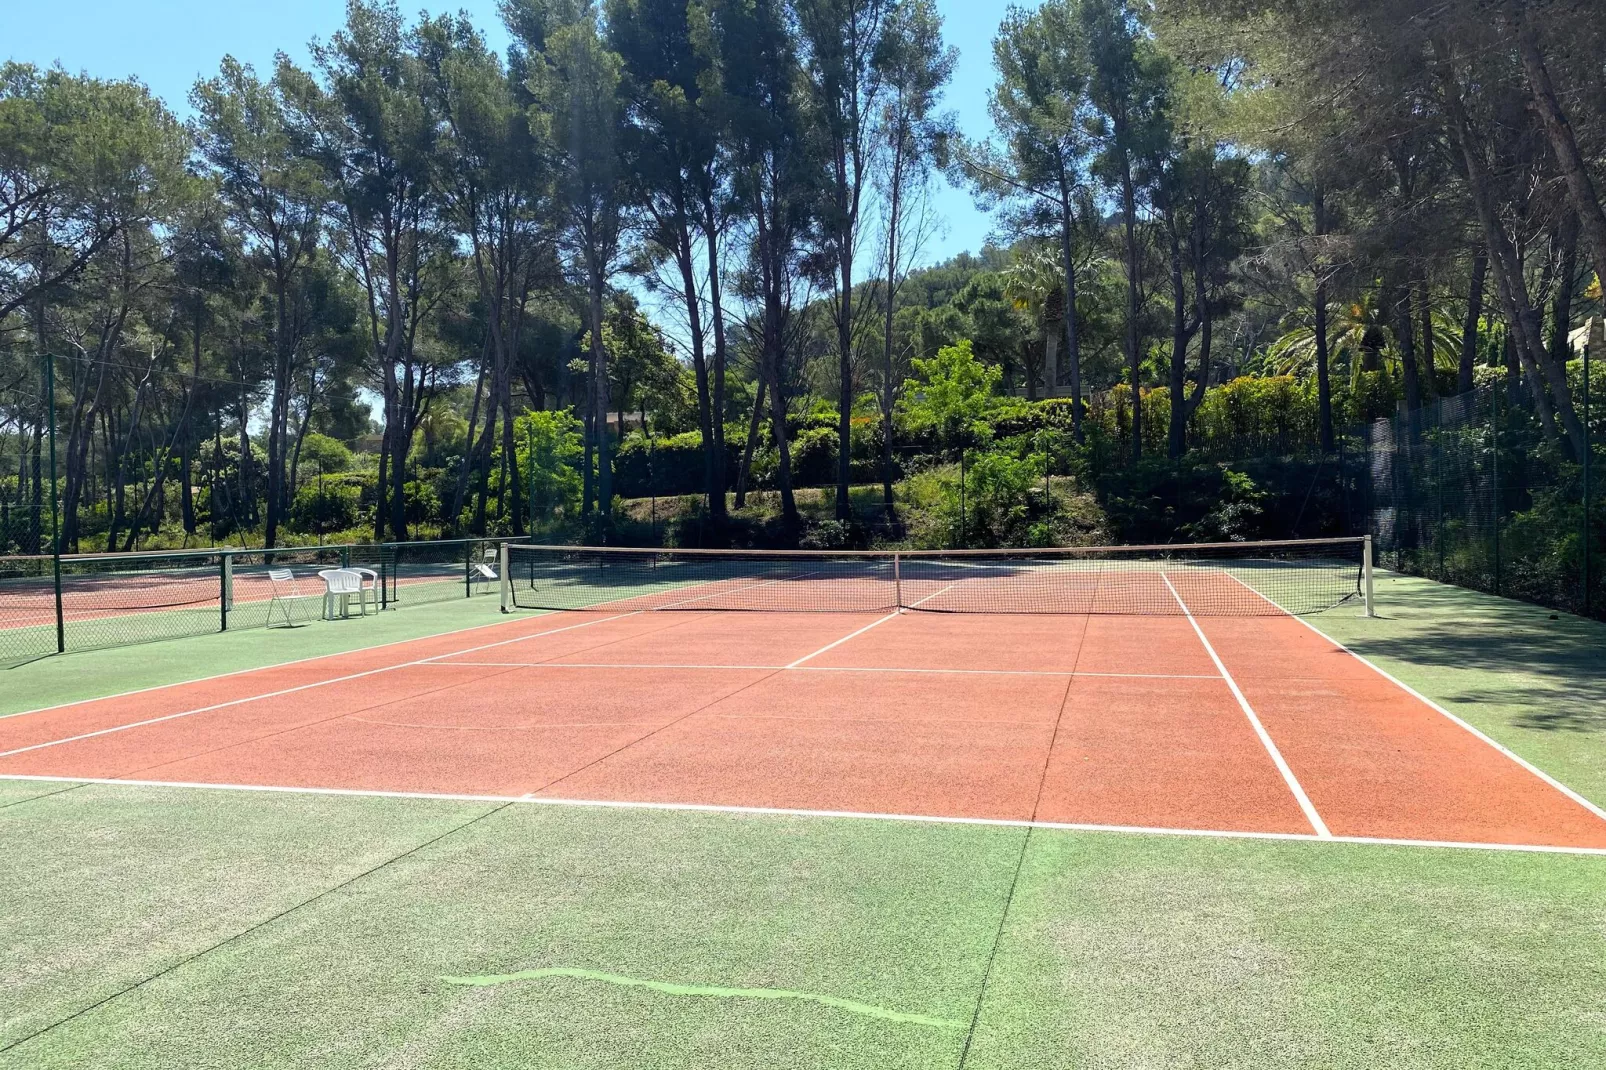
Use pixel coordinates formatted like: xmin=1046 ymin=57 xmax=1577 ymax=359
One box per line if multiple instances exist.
xmin=894 ymin=552 xmax=903 ymax=612
xmin=221 ymin=553 xmax=233 ymax=632
xmin=1363 ymin=535 xmax=1376 ymax=617
xmin=499 ymin=542 xmax=512 ymax=613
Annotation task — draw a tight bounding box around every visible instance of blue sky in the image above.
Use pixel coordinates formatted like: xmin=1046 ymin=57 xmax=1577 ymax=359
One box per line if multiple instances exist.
xmin=7 ymin=0 xmax=1006 ymax=268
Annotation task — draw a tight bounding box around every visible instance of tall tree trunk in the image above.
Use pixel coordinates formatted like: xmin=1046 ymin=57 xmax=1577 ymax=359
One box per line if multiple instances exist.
xmin=31 ymin=301 xmax=46 ymax=554
xmin=1313 ymin=191 xmax=1335 ymax=452
xmin=375 ymin=425 xmax=390 ymax=542
xmin=264 ymin=281 xmax=291 ymax=549
xmin=589 ymin=269 xmax=612 ymax=529
xmin=180 ymin=434 xmax=196 ymax=536
xmin=1418 ymin=275 xmax=1438 ymax=400
xmin=450 ymin=340 xmax=490 ymax=527
xmin=1120 ymin=143 xmax=1142 ymax=463
xmin=500 ymin=366 xmax=525 ymax=536
xmin=671 ymin=217 xmax=719 ymax=523
xmin=1514 ymin=15 xmax=1606 ymax=309
xmin=1057 ymin=174 xmax=1083 ymax=441
xmin=1165 ymin=203 xmax=1195 ymax=460
xmin=1434 ymin=38 xmax=1585 ymax=458
xmin=1460 ymin=250 xmax=1487 ymax=394
xmin=702 ymin=190 xmax=729 ymax=524
xmin=387 ymin=377 xmax=409 ymax=542
xmin=880 ymin=142 xmax=905 ymax=520
xmin=767 ymin=332 xmax=799 ymax=535
xmin=1396 ymin=282 xmax=1422 ymax=423
xmin=1550 ymin=211 xmax=1580 ymax=366
xmin=835 ymin=302 xmax=853 ymax=524
xmin=735 ymin=375 xmax=765 ymax=511
xmin=582 ymin=395 xmax=595 ymax=516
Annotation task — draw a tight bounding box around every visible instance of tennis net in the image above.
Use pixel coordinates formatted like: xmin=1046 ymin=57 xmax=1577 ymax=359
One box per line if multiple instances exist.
xmin=502 ymin=538 xmax=1372 ymax=617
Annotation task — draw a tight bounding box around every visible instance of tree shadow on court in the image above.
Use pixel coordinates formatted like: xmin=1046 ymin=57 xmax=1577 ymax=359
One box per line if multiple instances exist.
xmin=1333 ymin=580 xmax=1606 ymax=735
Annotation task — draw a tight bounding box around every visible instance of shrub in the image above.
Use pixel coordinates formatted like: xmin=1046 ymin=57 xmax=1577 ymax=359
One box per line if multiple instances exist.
xmin=299 ymin=432 xmax=353 ymax=474
xmin=614 ymin=431 xmax=739 ymax=497
xmin=291 ymin=478 xmax=361 ymax=533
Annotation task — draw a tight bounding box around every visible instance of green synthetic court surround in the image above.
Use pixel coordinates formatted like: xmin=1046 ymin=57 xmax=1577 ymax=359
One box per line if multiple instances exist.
xmin=2 ymin=572 xmax=1605 ymax=1068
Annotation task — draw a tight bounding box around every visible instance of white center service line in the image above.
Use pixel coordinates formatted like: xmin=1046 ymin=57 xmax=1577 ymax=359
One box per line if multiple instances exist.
xmin=0 ymin=612 xmax=641 ymax=761
xmin=1162 ymin=573 xmax=1332 ymax=839
xmin=785 ymin=612 xmax=904 ymax=669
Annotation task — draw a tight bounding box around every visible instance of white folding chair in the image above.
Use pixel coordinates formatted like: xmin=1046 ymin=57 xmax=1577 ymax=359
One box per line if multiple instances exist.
xmin=318 ymin=568 xmax=364 ymax=620
xmin=471 ymin=546 xmax=499 ymax=595
xmin=266 ymin=568 xmax=315 ymax=628
xmin=348 ymin=566 xmax=380 ymax=614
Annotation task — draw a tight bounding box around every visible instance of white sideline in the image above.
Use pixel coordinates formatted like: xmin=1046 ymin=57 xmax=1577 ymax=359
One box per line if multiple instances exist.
xmin=1224 ymin=572 xmax=1606 ymax=826
xmin=0 ymin=610 xmax=568 ymax=723
xmin=4 ymin=773 xmax=1602 ymax=856
xmin=0 ymin=612 xmax=640 ymax=760
xmin=1163 ymin=573 xmax=1332 ymax=838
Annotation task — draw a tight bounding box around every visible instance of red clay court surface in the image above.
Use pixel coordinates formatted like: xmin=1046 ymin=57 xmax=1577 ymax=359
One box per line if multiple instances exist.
xmin=3 ymin=602 xmax=1606 ymax=853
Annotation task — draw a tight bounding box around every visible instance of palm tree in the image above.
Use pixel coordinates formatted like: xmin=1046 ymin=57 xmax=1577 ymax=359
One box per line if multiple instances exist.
xmin=1263 ymin=290 xmax=1462 ymax=388
xmin=1001 ymin=243 xmax=1065 ymax=399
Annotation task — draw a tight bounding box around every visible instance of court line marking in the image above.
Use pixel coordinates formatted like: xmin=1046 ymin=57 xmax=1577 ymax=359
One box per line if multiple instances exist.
xmin=785 ymin=610 xmax=908 ymax=668
xmin=772 ymin=587 xmax=956 ymax=671
xmin=0 ymin=612 xmax=640 ymax=760
xmin=420 ymin=661 xmax=1219 ymax=680
xmin=1224 ymin=573 xmax=1606 ymax=826
xmin=0 ymin=608 xmax=572 ymax=723
xmin=523 ymin=610 xmax=921 ymax=799
xmin=4 ymin=774 xmax=1601 ymax=856
xmin=1163 ymin=573 xmax=1332 ymax=838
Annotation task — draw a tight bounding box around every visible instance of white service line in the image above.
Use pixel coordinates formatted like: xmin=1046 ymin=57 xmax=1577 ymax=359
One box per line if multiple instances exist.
xmin=5 ymin=773 xmax=1602 ymax=856
xmin=419 ymin=660 xmax=1218 ymax=680
xmin=1162 ymin=573 xmax=1332 ymax=838
xmin=0 ymin=611 xmax=640 ymax=760
xmin=1223 ymin=571 xmax=1606 ymax=826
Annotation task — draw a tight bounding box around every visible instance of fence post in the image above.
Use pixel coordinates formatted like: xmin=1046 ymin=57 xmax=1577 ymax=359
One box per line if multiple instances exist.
xmin=1435 ymin=422 xmax=1445 ymax=578
xmin=1492 ymin=386 xmax=1501 ymax=596
xmin=44 ymin=349 xmax=64 ymax=654
xmin=1585 ymin=341 xmax=1592 ymax=617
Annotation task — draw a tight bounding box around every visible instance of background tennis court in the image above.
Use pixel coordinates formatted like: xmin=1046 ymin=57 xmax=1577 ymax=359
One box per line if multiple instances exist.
xmin=3 ymin=543 xmax=1605 ymax=1066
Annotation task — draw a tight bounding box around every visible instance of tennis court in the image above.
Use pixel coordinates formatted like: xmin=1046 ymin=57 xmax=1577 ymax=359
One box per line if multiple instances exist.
xmin=4 ymin=539 xmax=1601 ymax=849
xmin=5 ymin=540 xmax=1606 ymax=1067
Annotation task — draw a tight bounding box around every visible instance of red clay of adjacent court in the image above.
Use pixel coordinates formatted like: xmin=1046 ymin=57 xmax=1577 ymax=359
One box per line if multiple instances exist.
xmin=3 ymin=597 xmax=1605 ymax=851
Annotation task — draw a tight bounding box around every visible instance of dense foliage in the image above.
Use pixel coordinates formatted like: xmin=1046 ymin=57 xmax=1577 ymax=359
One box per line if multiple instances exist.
xmin=2 ymin=0 xmax=1603 ymax=557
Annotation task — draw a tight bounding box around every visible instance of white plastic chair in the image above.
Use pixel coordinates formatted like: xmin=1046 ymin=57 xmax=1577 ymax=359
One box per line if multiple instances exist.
xmin=471 ymin=546 xmax=499 ymax=595
xmin=266 ymin=569 xmax=315 ymax=628
xmin=348 ymin=566 xmax=380 ymax=614
xmin=318 ymin=568 xmax=365 ymax=620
